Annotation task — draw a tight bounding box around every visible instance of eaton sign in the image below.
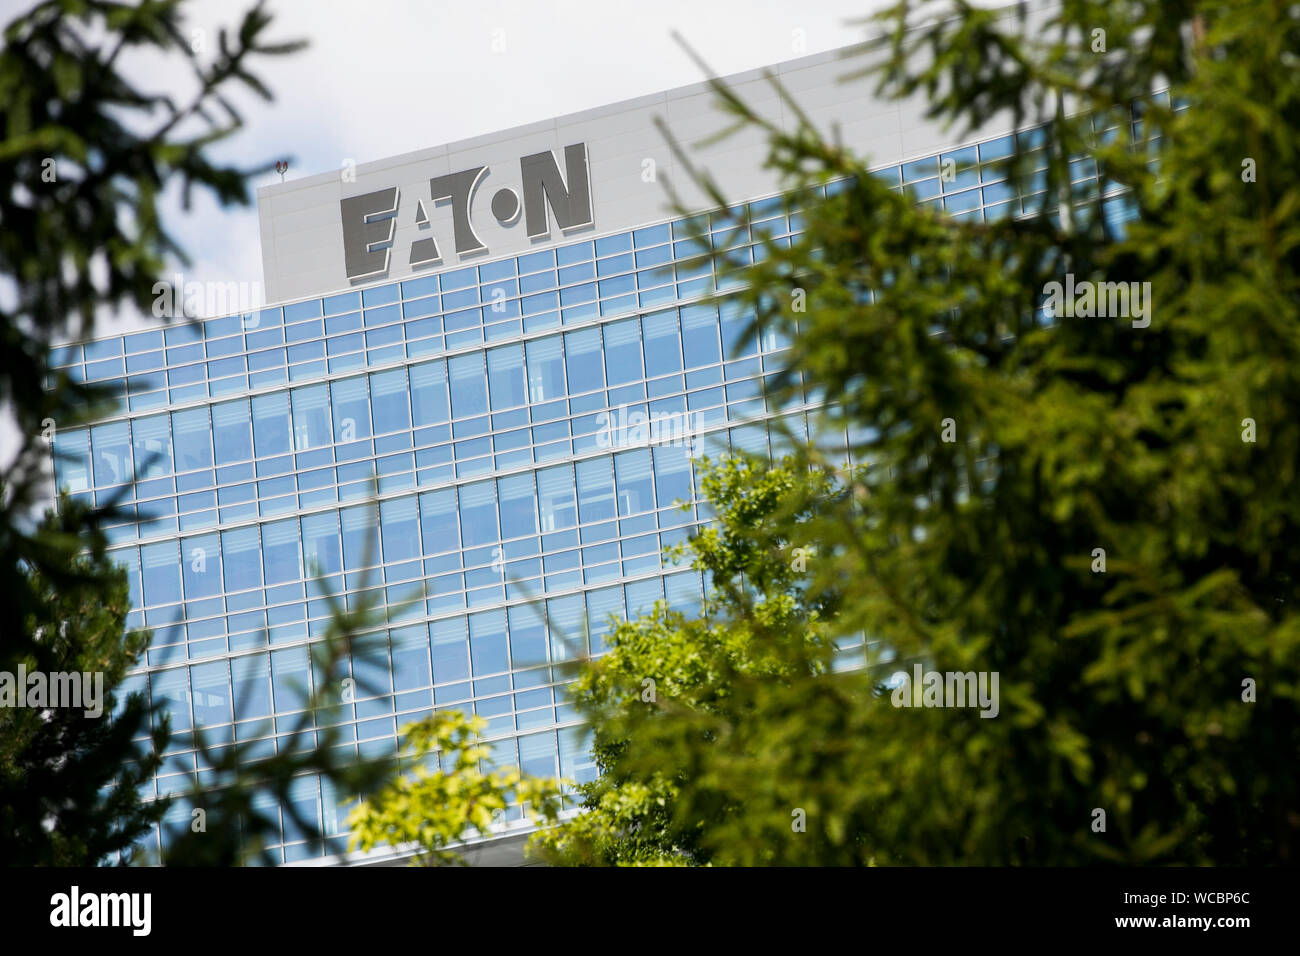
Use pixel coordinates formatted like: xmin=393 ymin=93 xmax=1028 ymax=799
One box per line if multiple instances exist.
xmin=339 ymin=143 xmax=593 ymax=282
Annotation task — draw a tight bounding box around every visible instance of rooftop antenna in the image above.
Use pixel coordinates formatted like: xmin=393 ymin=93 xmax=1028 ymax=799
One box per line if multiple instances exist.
xmin=275 ymin=160 xmax=289 ymax=182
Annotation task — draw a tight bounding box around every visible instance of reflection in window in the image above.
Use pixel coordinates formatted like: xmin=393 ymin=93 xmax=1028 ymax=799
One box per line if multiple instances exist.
xmin=458 ymin=480 xmax=498 ymax=547
xmin=252 ymin=392 xmax=292 ymax=458
xmin=642 ymin=309 xmax=682 ymax=377
xmin=172 ymin=406 xmax=213 ymax=471
xmin=497 ymin=473 xmax=536 ymax=538
xmin=261 ymin=518 xmax=302 ymax=585
xmin=409 ymin=360 xmax=449 ymax=426
xmin=537 ymin=464 xmax=576 ymax=532
xmin=191 ymin=660 xmax=231 ymax=727
xmin=525 ymin=337 xmax=564 ymax=403
xmin=380 ymin=496 xmax=419 ymax=563
xmin=370 ymin=368 xmax=410 ymax=434
xmin=602 ymin=318 xmax=642 ymax=385
xmin=91 ymin=420 xmax=132 ymax=487
xmin=653 ymin=444 xmax=694 ymax=508
xmin=487 ymin=345 xmax=526 ymax=411
xmin=132 ymin=413 xmax=172 ymax=479
xmin=221 ymin=526 xmax=262 ymax=593
xmin=141 ymin=540 xmax=181 ymax=605
xmin=681 ymin=303 xmax=721 ymax=368
xmin=291 ymin=384 xmax=331 ymax=450
xmin=564 ymin=328 xmax=603 ymax=395
xmin=301 ymin=511 xmax=342 ymax=577
xmin=431 ymin=617 xmax=469 ymax=684
xmin=331 ymin=377 xmax=371 ymax=441
xmin=341 ymin=505 xmax=376 ymax=570
xmin=181 ymin=532 xmax=221 ymax=599
xmin=448 ymin=353 xmax=488 ymax=419
xmin=419 ymin=489 xmax=459 ymax=555
xmin=576 ymin=457 xmax=615 ymax=524
xmin=53 ymin=428 xmax=91 ymax=492
xmin=212 ymin=399 xmax=253 ymax=465
xmin=469 ymin=609 xmax=508 ymax=676
xmin=614 ymin=449 xmax=655 ymax=516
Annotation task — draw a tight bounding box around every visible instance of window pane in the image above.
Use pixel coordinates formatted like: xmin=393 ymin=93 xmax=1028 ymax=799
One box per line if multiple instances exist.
xmin=91 ymin=421 xmax=132 ymax=487
xmin=458 ymin=480 xmax=498 ymax=547
xmin=181 ymin=532 xmax=222 ymax=599
xmin=681 ymin=303 xmax=721 ymax=368
xmin=291 ymin=384 xmax=332 ymax=450
xmin=449 ymin=354 xmax=487 ymax=418
xmin=212 ymin=399 xmax=253 ymax=465
xmin=602 ymin=318 xmax=642 ymax=385
xmin=468 ymin=609 xmax=508 ymax=676
xmin=419 ymin=489 xmax=459 ymax=555
xmin=564 ymin=328 xmax=603 ymax=395
xmin=172 ymin=407 xmax=213 ymax=471
xmin=252 ymin=392 xmax=292 ymax=458
xmin=380 ymin=496 xmax=420 ymax=563
xmin=222 ymin=526 xmax=262 ymax=592
xmin=525 ymin=336 xmax=564 ymax=403
xmin=537 ymin=464 xmax=576 ymax=532
xmin=332 ymin=377 xmax=371 ymax=441
xmin=497 ymin=472 xmax=537 ymax=538
xmin=302 ymin=511 xmax=342 ymax=576
xmin=576 ymin=457 xmax=615 ymax=524
xmin=614 ymin=448 xmax=655 ymax=516
xmin=141 ymin=540 xmax=181 ymax=605
xmin=132 ymin=413 xmax=172 ymax=479
xmin=642 ymin=309 xmax=682 ymax=378
xmin=487 ymin=345 xmax=526 ymax=411
xmin=370 ymin=368 xmax=410 ymax=434
xmin=431 ymin=618 xmax=469 ymax=684
xmin=261 ymin=517 xmax=302 ymax=585
xmin=409 ymin=360 xmax=449 ymax=426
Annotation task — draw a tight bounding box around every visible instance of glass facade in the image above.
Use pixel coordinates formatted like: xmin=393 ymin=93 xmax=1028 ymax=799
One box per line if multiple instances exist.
xmin=49 ymin=111 xmax=1149 ymax=863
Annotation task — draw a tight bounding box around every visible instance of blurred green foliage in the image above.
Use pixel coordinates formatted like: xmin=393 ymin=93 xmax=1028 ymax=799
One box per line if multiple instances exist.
xmin=534 ymin=0 xmax=1300 ymax=865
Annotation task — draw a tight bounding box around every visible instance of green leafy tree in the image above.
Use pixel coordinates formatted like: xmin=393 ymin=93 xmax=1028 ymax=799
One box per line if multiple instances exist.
xmin=1 ymin=496 xmax=169 ymax=865
xmin=348 ymin=711 xmax=564 ymax=867
xmin=537 ymin=0 xmax=1300 ymax=865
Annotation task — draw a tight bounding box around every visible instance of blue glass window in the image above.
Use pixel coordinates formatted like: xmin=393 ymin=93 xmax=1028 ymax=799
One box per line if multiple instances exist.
xmin=380 ymin=497 xmax=420 ymax=563
xmin=262 ymin=518 xmax=302 ymax=585
xmin=602 ymin=318 xmax=642 ymax=385
xmin=91 ymin=420 xmax=132 ymax=487
xmin=498 ymin=472 xmax=537 ymax=537
xmin=291 ymin=384 xmax=331 ymax=450
xmin=181 ymin=532 xmax=222 ymax=599
xmin=252 ymin=392 xmax=292 ymax=458
xmin=487 ymin=345 xmax=526 ymax=411
xmin=458 ymin=480 xmax=498 ymax=547
xmin=141 ymin=540 xmax=181 ymax=606
xmin=431 ymin=618 xmax=469 ymax=684
xmin=448 ymin=354 xmax=488 ymax=419
xmin=534 ymin=464 xmax=574 ymax=533
xmin=370 ymin=368 xmax=410 ymax=434
xmin=409 ymin=361 xmax=449 ymax=426
xmin=302 ymin=511 xmax=342 ymax=577
xmin=331 ymin=377 xmax=372 ymax=442
xmin=222 ymin=526 xmax=262 ymax=593
xmin=132 ymin=413 xmax=172 ymax=480
xmin=411 ymin=492 xmax=455 ymax=561
xmin=576 ymin=457 xmax=615 ymax=524
xmin=213 ymin=399 xmax=253 ymax=465
xmin=564 ymin=328 xmax=603 ymax=395
xmin=642 ymin=309 xmax=682 ymax=377
xmin=526 ymin=336 xmax=564 ymax=404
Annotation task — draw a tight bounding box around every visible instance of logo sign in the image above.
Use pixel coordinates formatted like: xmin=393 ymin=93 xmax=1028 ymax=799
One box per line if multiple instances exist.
xmin=340 ymin=143 xmax=593 ymax=282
